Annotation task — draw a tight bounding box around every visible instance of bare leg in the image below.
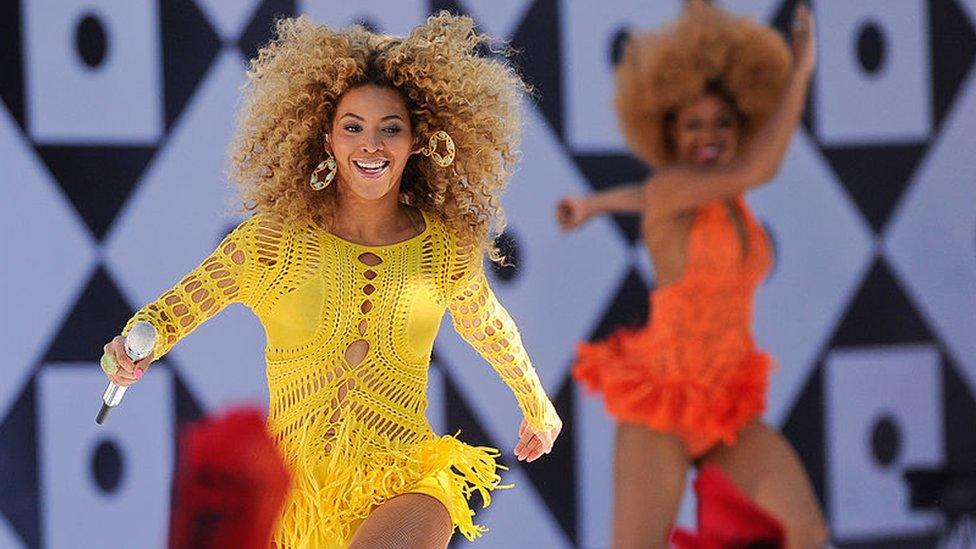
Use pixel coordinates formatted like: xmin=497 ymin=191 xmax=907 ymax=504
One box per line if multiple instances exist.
xmin=700 ymin=420 xmax=829 ymax=548
xmin=348 ymin=493 xmax=453 ymax=549
xmin=612 ymin=422 xmax=691 ymax=549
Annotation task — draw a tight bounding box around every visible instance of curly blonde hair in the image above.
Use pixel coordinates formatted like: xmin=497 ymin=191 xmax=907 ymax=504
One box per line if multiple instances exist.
xmin=229 ymin=13 xmax=527 ymax=254
xmin=615 ymin=1 xmax=792 ymax=167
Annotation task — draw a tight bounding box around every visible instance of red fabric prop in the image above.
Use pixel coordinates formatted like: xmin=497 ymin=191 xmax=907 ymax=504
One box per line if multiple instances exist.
xmin=169 ymin=407 xmax=291 ymax=549
xmin=671 ymin=465 xmax=785 ymax=549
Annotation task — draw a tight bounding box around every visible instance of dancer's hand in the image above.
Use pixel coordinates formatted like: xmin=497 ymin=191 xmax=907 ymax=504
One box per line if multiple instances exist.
xmin=555 ymin=195 xmax=592 ymax=232
xmin=514 ymin=416 xmax=562 ymax=463
xmin=791 ymin=3 xmax=816 ymax=78
xmin=101 ymin=335 xmax=154 ymax=387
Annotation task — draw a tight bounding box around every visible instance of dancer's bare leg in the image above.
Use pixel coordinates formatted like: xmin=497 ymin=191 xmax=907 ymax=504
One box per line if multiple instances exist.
xmin=700 ymin=420 xmax=829 ymax=548
xmin=612 ymin=422 xmax=691 ymax=549
xmin=349 ymin=493 xmax=453 ymax=549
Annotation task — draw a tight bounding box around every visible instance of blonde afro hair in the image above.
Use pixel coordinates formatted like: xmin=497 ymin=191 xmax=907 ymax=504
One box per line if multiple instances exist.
xmin=230 ymin=12 xmax=527 ymax=253
xmin=615 ymin=1 xmax=792 ymax=167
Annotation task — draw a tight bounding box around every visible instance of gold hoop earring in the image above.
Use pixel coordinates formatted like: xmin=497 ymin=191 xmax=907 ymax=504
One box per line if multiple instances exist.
xmin=310 ymin=155 xmax=337 ymax=191
xmin=421 ymin=131 xmax=456 ymax=168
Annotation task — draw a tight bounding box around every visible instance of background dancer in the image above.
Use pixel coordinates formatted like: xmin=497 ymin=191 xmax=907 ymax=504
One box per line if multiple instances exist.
xmin=558 ymin=3 xmax=826 ymax=547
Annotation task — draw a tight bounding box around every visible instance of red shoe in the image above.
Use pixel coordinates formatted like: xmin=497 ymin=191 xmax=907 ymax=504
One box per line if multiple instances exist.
xmin=671 ymin=465 xmax=784 ymax=549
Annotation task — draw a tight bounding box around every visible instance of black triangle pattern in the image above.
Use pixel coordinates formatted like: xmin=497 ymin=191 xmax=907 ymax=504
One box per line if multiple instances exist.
xmin=0 ymin=378 xmax=38 ymax=549
xmin=0 ymin=0 xmax=25 ymax=129
xmin=161 ymin=0 xmax=223 ymax=131
xmin=42 ymin=266 xmax=138 ymax=363
xmin=942 ymin=359 xmax=976 ymax=467
xmin=518 ymin=376 xmax=578 ymax=545
xmin=830 ymin=258 xmax=931 ymax=347
xmin=782 ymin=367 xmax=827 ymax=515
xmin=588 ymin=267 xmax=650 ymax=342
xmin=510 ymin=0 xmax=564 ymax=137
xmin=820 ymin=145 xmax=927 ymax=234
xmin=930 ymin=0 xmax=976 ymax=130
xmin=33 ymin=145 xmax=156 ymax=241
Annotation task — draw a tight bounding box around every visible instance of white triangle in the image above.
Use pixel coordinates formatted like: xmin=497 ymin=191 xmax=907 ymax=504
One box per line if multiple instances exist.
xmin=0 ymin=512 xmax=25 ymax=549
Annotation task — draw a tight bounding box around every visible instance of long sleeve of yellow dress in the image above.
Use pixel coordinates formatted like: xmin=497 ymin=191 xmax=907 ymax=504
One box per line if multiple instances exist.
xmin=448 ymin=265 xmax=561 ymax=435
xmin=121 ymin=215 xmax=286 ymax=359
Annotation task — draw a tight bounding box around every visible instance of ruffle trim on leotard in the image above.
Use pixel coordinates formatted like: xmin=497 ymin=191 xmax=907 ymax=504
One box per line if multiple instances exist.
xmin=572 ymin=328 xmax=772 ymax=457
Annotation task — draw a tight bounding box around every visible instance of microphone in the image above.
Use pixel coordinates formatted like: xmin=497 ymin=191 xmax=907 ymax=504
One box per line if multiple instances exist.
xmin=95 ymin=321 xmax=157 ymax=425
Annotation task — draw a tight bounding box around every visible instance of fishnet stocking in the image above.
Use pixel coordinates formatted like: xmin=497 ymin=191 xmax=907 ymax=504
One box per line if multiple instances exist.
xmin=349 ymin=494 xmax=453 ymax=549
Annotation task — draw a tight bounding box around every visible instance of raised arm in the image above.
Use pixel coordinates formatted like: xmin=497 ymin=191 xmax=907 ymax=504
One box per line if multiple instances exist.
xmin=646 ymin=4 xmax=816 ymax=217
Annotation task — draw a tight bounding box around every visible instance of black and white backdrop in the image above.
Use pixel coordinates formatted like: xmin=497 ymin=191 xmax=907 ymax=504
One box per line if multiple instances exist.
xmin=1 ymin=0 xmax=974 ymax=547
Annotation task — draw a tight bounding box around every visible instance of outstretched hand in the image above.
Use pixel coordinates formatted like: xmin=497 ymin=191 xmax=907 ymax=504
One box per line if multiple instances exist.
xmin=555 ymin=196 xmax=591 ymax=232
xmin=514 ymin=417 xmax=562 ymax=463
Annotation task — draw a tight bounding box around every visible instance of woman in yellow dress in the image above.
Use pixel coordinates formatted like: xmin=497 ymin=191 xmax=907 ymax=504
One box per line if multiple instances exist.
xmin=99 ymin=13 xmax=562 ymax=548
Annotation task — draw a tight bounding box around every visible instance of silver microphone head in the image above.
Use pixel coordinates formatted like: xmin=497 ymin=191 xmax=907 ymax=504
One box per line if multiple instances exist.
xmin=124 ymin=321 xmax=157 ymax=361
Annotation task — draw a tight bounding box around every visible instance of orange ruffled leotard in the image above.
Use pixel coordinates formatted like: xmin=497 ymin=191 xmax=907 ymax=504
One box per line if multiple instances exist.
xmin=573 ymin=196 xmax=773 ymax=457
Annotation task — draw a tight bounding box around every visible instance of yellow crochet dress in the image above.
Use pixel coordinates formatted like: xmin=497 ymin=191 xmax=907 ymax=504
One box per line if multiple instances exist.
xmin=121 ymin=209 xmax=560 ymax=547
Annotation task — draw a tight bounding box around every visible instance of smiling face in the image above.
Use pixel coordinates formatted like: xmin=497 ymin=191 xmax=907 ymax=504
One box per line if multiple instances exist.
xmin=327 ymin=84 xmax=415 ymax=201
xmin=670 ymin=92 xmax=742 ymax=166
